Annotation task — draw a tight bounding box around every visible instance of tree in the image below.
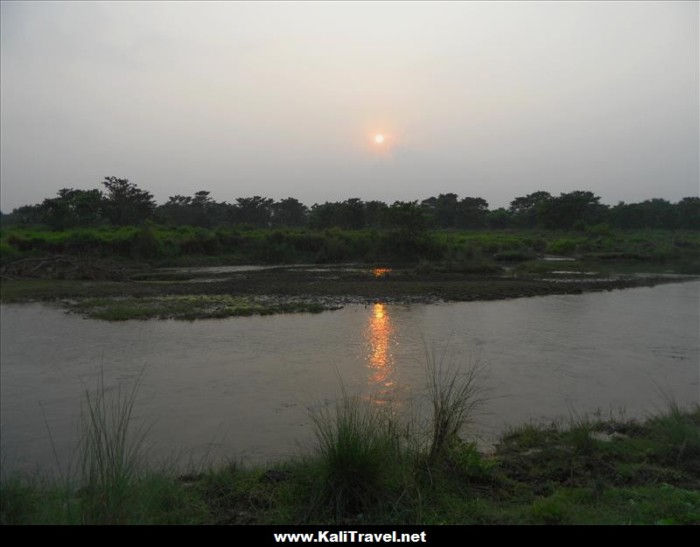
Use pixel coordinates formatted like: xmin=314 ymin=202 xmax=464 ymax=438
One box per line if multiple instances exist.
xmin=487 ymin=208 xmax=512 ymax=229
xmin=385 ymin=201 xmax=427 ymax=238
xmin=365 ymin=200 xmax=389 ymax=228
xmin=308 ymin=202 xmax=346 ymax=229
xmin=102 ymin=177 xmax=155 ymax=226
xmin=509 ymin=191 xmax=552 ymax=228
xmin=537 ymin=191 xmax=606 ymax=230
xmin=271 ymin=197 xmax=308 ymax=227
xmin=609 ymin=199 xmax=677 ymax=229
xmin=457 ymin=197 xmax=489 ymax=229
xmin=421 ymin=193 xmax=459 ymax=228
xmin=40 ymin=188 xmax=105 ymax=229
xmin=675 ymin=197 xmax=700 ymax=230
xmin=341 ymin=198 xmax=366 ymax=230
xmin=4 ymin=204 xmax=45 ymax=226
xmin=157 ymin=191 xmax=218 ymax=227
xmin=234 ymin=196 xmax=273 ymax=227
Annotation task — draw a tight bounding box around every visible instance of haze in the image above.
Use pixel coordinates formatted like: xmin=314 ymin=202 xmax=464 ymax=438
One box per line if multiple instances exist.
xmin=1 ymin=0 xmax=698 ymax=212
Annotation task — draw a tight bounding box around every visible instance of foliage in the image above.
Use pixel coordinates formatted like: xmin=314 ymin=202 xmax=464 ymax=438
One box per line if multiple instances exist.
xmin=2 ymin=177 xmax=698 ymax=231
xmin=101 ymin=177 xmax=156 ymax=226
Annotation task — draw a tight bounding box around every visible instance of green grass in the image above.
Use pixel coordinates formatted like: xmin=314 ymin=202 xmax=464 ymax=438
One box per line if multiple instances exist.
xmin=64 ymin=294 xmax=333 ymax=320
xmin=78 ymin=371 xmax=147 ymax=523
xmin=645 ymin=402 xmax=700 ymax=468
xmin=309 ymin=393 xmax=410 ymax=520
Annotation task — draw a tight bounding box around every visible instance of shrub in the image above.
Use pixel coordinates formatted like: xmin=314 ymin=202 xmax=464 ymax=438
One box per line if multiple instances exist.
xmin=547 ymin=238 xmax=581 ymax=255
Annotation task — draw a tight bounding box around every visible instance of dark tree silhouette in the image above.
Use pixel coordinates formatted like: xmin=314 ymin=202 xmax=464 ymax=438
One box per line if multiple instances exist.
xmin=538 ymin=191 xmax=606 ymax=230
xmin=271 ymin=197 xmax=308 ymax=227
xmin=102 ymin=177 xmax=155 ymax=226
xmin=457 ymin=197 xmax=489 ymax=228
xmin=39 ymin=188 xmax=105 ymax=230
xmin=509 ymin=191 xmax=552 ymax=228
xmin=235 ymin=196 xmax=273 ymax=227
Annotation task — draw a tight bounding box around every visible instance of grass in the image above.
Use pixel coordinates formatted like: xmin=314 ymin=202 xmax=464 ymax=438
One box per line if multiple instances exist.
xmin=2 ymin=226 xmax=699 ymax=269
xmin=1 ymin=361 xmax=699 ymax=524
xmin=645 ymin=402 xmax=700 ymax=468
xmin=78 ymin=371 xmax=148 ymax=523
xmin=424 ymin=348 xmax=485 ymax=464
xmin=63 ymin=294 xmax=334 ymax=320
xmin=309 ymin=392 xmax=409 ymax=520
xmin=0 ymin=371 xmax=209 ymax=524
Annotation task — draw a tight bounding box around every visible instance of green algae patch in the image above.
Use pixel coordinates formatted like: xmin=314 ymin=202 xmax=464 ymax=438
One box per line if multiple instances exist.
xmin=66 ymin=294 xmax=334 ymax=321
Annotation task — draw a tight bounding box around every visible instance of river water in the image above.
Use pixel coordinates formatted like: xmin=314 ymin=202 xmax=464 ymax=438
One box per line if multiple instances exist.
xmin=1 ymin=281 xmax=698 ymax=475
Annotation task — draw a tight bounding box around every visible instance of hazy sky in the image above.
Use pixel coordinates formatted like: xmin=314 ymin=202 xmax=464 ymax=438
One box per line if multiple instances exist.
xmin=1 ymin=1 xmax=698 ymax=211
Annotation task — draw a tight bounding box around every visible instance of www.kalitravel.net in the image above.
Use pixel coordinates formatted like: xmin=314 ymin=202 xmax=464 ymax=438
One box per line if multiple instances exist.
xmin=273 ymin=531 xmax=428 ymax=543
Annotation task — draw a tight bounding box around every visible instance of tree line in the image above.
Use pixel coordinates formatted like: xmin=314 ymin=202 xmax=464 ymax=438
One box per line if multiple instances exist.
xmin=1 ymin=177 xmax=698 ymax=231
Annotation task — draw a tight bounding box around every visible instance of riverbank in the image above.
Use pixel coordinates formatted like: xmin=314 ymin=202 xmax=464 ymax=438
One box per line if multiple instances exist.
xmin=2 ymin=402 xmax=698 ymax=525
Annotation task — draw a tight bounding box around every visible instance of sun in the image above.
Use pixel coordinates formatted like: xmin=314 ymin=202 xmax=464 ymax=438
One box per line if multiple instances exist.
xmin=374 ymin=134 xmax=385 ymax=144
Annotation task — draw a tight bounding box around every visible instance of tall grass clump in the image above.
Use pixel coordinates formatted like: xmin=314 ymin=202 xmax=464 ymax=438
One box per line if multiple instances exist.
xmin=78 ymin=372 xmax=149 ymax=523
xmin=425 ymin=348 xmax=486 ymax=465
xmin=647 ymin=401 xmax=700 ymax=468
xmin=310 ymin=391 xmax=406 ymax=520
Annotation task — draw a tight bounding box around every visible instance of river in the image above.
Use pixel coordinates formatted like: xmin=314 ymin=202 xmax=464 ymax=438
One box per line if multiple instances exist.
xmin=1 ymin=280 xmax=698 ymax=475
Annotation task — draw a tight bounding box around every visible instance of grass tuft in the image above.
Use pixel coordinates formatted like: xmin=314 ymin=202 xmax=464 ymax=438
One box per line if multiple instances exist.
xmin=78 ymin=371 xmax=149 ymax=523
xmin=646 ymin=402 xmax=700 ymax=469
xmin=309 ymin=391 xmax=406 ymax=520
xmin=424 ymin=348 xmax=486 ymax=464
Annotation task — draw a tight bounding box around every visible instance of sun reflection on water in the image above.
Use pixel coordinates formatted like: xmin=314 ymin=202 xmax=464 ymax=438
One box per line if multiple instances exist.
xmin=365 ymin=302 xmax=396 ymax=404
xmin=371 ymin=268 xmax=392 ymax=278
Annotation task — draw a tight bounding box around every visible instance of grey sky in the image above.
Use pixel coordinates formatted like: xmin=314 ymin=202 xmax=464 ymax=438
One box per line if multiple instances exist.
xmin=1 ymin=0 xmax=698 ymax=211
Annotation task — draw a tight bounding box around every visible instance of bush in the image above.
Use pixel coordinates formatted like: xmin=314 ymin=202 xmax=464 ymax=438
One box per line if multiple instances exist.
xmin=547 ymin=238 xmax=582 ymax=255
xmin=447 ymin=440 xmax=494 ymax=482
xmin=0 ymin=242 xmax=20 ymax=263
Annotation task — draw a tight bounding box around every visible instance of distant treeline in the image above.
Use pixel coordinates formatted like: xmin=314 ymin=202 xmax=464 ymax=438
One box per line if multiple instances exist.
xmin=1 ymin=177 xmax=698 ymax=231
